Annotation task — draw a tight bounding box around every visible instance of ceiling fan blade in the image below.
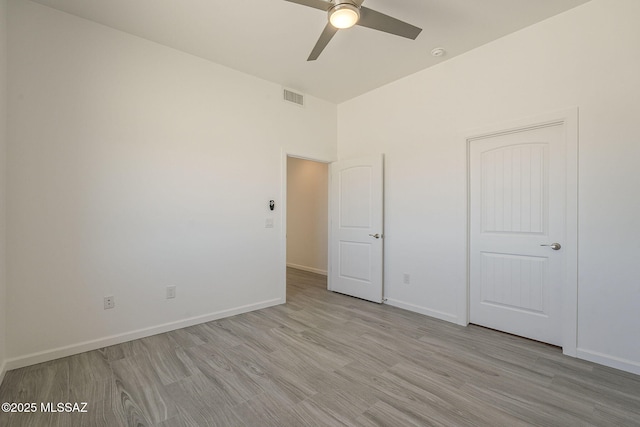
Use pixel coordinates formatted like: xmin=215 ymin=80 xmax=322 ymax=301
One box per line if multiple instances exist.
xmin=358 ymin=6 xmax=422 ymax=40
xmin=283 ymin=0 xmax=332 ymax=12
xmin=308 ymin=23 xmax=339 ymax=61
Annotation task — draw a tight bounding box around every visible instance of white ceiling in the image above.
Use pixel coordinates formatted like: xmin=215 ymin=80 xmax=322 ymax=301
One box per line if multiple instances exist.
xmin=31 ymin=0 xmax=591 ymax=103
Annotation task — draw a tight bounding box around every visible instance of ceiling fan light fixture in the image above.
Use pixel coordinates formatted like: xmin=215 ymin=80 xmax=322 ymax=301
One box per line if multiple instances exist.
xmin=329 ymin=3 xmax=360 ymax=29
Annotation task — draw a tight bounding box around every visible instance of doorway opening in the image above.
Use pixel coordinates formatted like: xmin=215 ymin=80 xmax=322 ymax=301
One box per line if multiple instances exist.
xmin=283 ymin=155 xmax=330 ymax=300
xmin=281 ymin=153 xmax=385 ymax=304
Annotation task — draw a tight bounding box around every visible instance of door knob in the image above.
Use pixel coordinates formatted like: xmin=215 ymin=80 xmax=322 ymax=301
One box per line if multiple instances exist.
xmin=540 ymin=243 xmax=561 ymax=250
xmin=369 ymin=233 xmax=381 ymax=239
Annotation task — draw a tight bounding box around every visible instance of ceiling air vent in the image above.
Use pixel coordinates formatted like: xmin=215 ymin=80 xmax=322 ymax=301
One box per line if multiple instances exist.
xmin=283 ymin=88 xmax=304 ymax=107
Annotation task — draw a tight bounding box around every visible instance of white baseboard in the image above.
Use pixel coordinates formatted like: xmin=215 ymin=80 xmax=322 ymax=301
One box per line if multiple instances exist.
xmin=5 ymin=297 xmax=284 ymax=371
xmin=577 ymin=348 xmax=640 ymax=376
xmin=384 ymin=298 xmax=458 ymax=324
xmin=287 ymin=263 xmax=327 ymax=276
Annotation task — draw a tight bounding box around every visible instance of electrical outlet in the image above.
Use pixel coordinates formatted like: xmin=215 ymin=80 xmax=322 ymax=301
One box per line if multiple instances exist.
xmin=104 ymin=295 xmax=115 ymax=310
xmin=166 ymin=285 xmax=176 ymax=299
xmin=403 ymin=273 xmax=411 ymax=285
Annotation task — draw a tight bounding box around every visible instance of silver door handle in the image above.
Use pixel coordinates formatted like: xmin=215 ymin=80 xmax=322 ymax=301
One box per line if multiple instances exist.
xmin=369 ymin=233 xmax=381 ymax=239
xmin=540 ymin=243 xmax=561 ymax=250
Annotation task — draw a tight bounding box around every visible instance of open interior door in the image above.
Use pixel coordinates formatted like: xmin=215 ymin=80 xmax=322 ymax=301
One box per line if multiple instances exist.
xmin=329 ymin=155 xmax=384 ymax=303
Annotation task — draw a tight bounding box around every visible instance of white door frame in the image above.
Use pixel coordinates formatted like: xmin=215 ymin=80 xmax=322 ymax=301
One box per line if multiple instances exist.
xmin=462 ymin=108 xmax=579 ymax=357
xmin=280 ymin=149 xmax=335 ymax=302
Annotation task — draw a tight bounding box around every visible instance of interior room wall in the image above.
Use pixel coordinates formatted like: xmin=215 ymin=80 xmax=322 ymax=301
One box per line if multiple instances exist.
xmin=0 ymin=0 xmax=8 ymax=382
xmin=6 ymin=0 xmax=336 ymax=367
xmin=286 ymin=157 xmax=328 ymax=275
xmin=337 ymin=0 xmax=640 ymax=374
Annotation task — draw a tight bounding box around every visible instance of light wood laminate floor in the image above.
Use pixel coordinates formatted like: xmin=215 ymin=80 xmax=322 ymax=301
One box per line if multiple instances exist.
xmin=1 ymin=268 xmax=639 ymax=426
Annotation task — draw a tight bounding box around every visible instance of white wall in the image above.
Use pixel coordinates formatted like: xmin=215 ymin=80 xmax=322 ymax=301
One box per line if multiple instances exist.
xmin=287 ymin=157 xmax=328 ymax=275
xmin=0 ymin=0 xmax=8 ymax=382
xmin=6 ymin=0 xmax=336 ymax=366
xmin=338 ymin=0 xmax=640 ymax=374
xmin=5 ymin=0 xmax=639 ymax=378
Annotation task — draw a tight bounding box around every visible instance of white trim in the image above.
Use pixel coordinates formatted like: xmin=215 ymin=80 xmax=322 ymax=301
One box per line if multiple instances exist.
xmin=286 ymin=263 xmax=327 ymax=276
xmin=286 ymin=152 xmax=334 ymax=163
xmin=385 ymin=298 xmax=458 ymax=324
xmin=327 ymin=162 xmax=334 ymax=292
xmin=461 ymin=133 xmax=471 ymax=327
xmin=4 ymin=297 xmax=282 ymax=371
xmin=577 ymin=348 xmax=640 ymax=376
xmin=562 ymin=108 xmax=579 ymax=358
xmin=463 ymin=108 xmax=579 ymax=355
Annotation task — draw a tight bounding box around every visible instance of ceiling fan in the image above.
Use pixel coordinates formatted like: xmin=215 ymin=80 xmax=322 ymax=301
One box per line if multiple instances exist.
xmin=284 ymin=0 xmax=422 ymax=61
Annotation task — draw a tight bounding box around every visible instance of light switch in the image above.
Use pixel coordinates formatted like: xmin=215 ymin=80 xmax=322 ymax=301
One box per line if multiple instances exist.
xmin=265 ymin=218 xmax=274 ymax=228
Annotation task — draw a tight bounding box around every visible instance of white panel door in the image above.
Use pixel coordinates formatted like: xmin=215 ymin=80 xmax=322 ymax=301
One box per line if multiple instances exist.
xmin=470 ymin=124 xmax=565 ymax=346
xmin=329 ymin=155 xmax=384 ymax=303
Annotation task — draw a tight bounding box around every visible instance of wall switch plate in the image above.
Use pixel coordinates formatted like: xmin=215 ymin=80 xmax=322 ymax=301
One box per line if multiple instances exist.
xmin=104 ymin=295 xmax=115 ymax=310
xmin=403 ymin=273 xmax=411 ymax=285
xmin=166 ymin=285 xmax=176 ymax=299
xmin=265 ymin=218 xmax=274 ymax=228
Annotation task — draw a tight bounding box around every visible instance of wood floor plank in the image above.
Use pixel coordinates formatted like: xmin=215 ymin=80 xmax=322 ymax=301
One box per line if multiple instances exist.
xmin=357 ymin=399 xmax=445 ymax=427
xmin=111 ymin=354 xmax=177 ymax=424
xmin=1 ymin=267 xmax=639 ymax=426
xmin=164 ymin=377 xmax=242 ymax=427
xmin=69 ymin=394 xmax=130 ymax=427
xmin=230 ymin=387 xmax=308 ymax=427
xmin=110 ymin=375 xmax=153 ymax=427
xmin=292 ymin=383 xmax=379 ymax=427
xmin=182 ymin=344 xmax=267 ymax=405
xmin=0 ymin=368 xmax=25 ymax=402
xmin=193 ymin=321 xmax=244 ymax=349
